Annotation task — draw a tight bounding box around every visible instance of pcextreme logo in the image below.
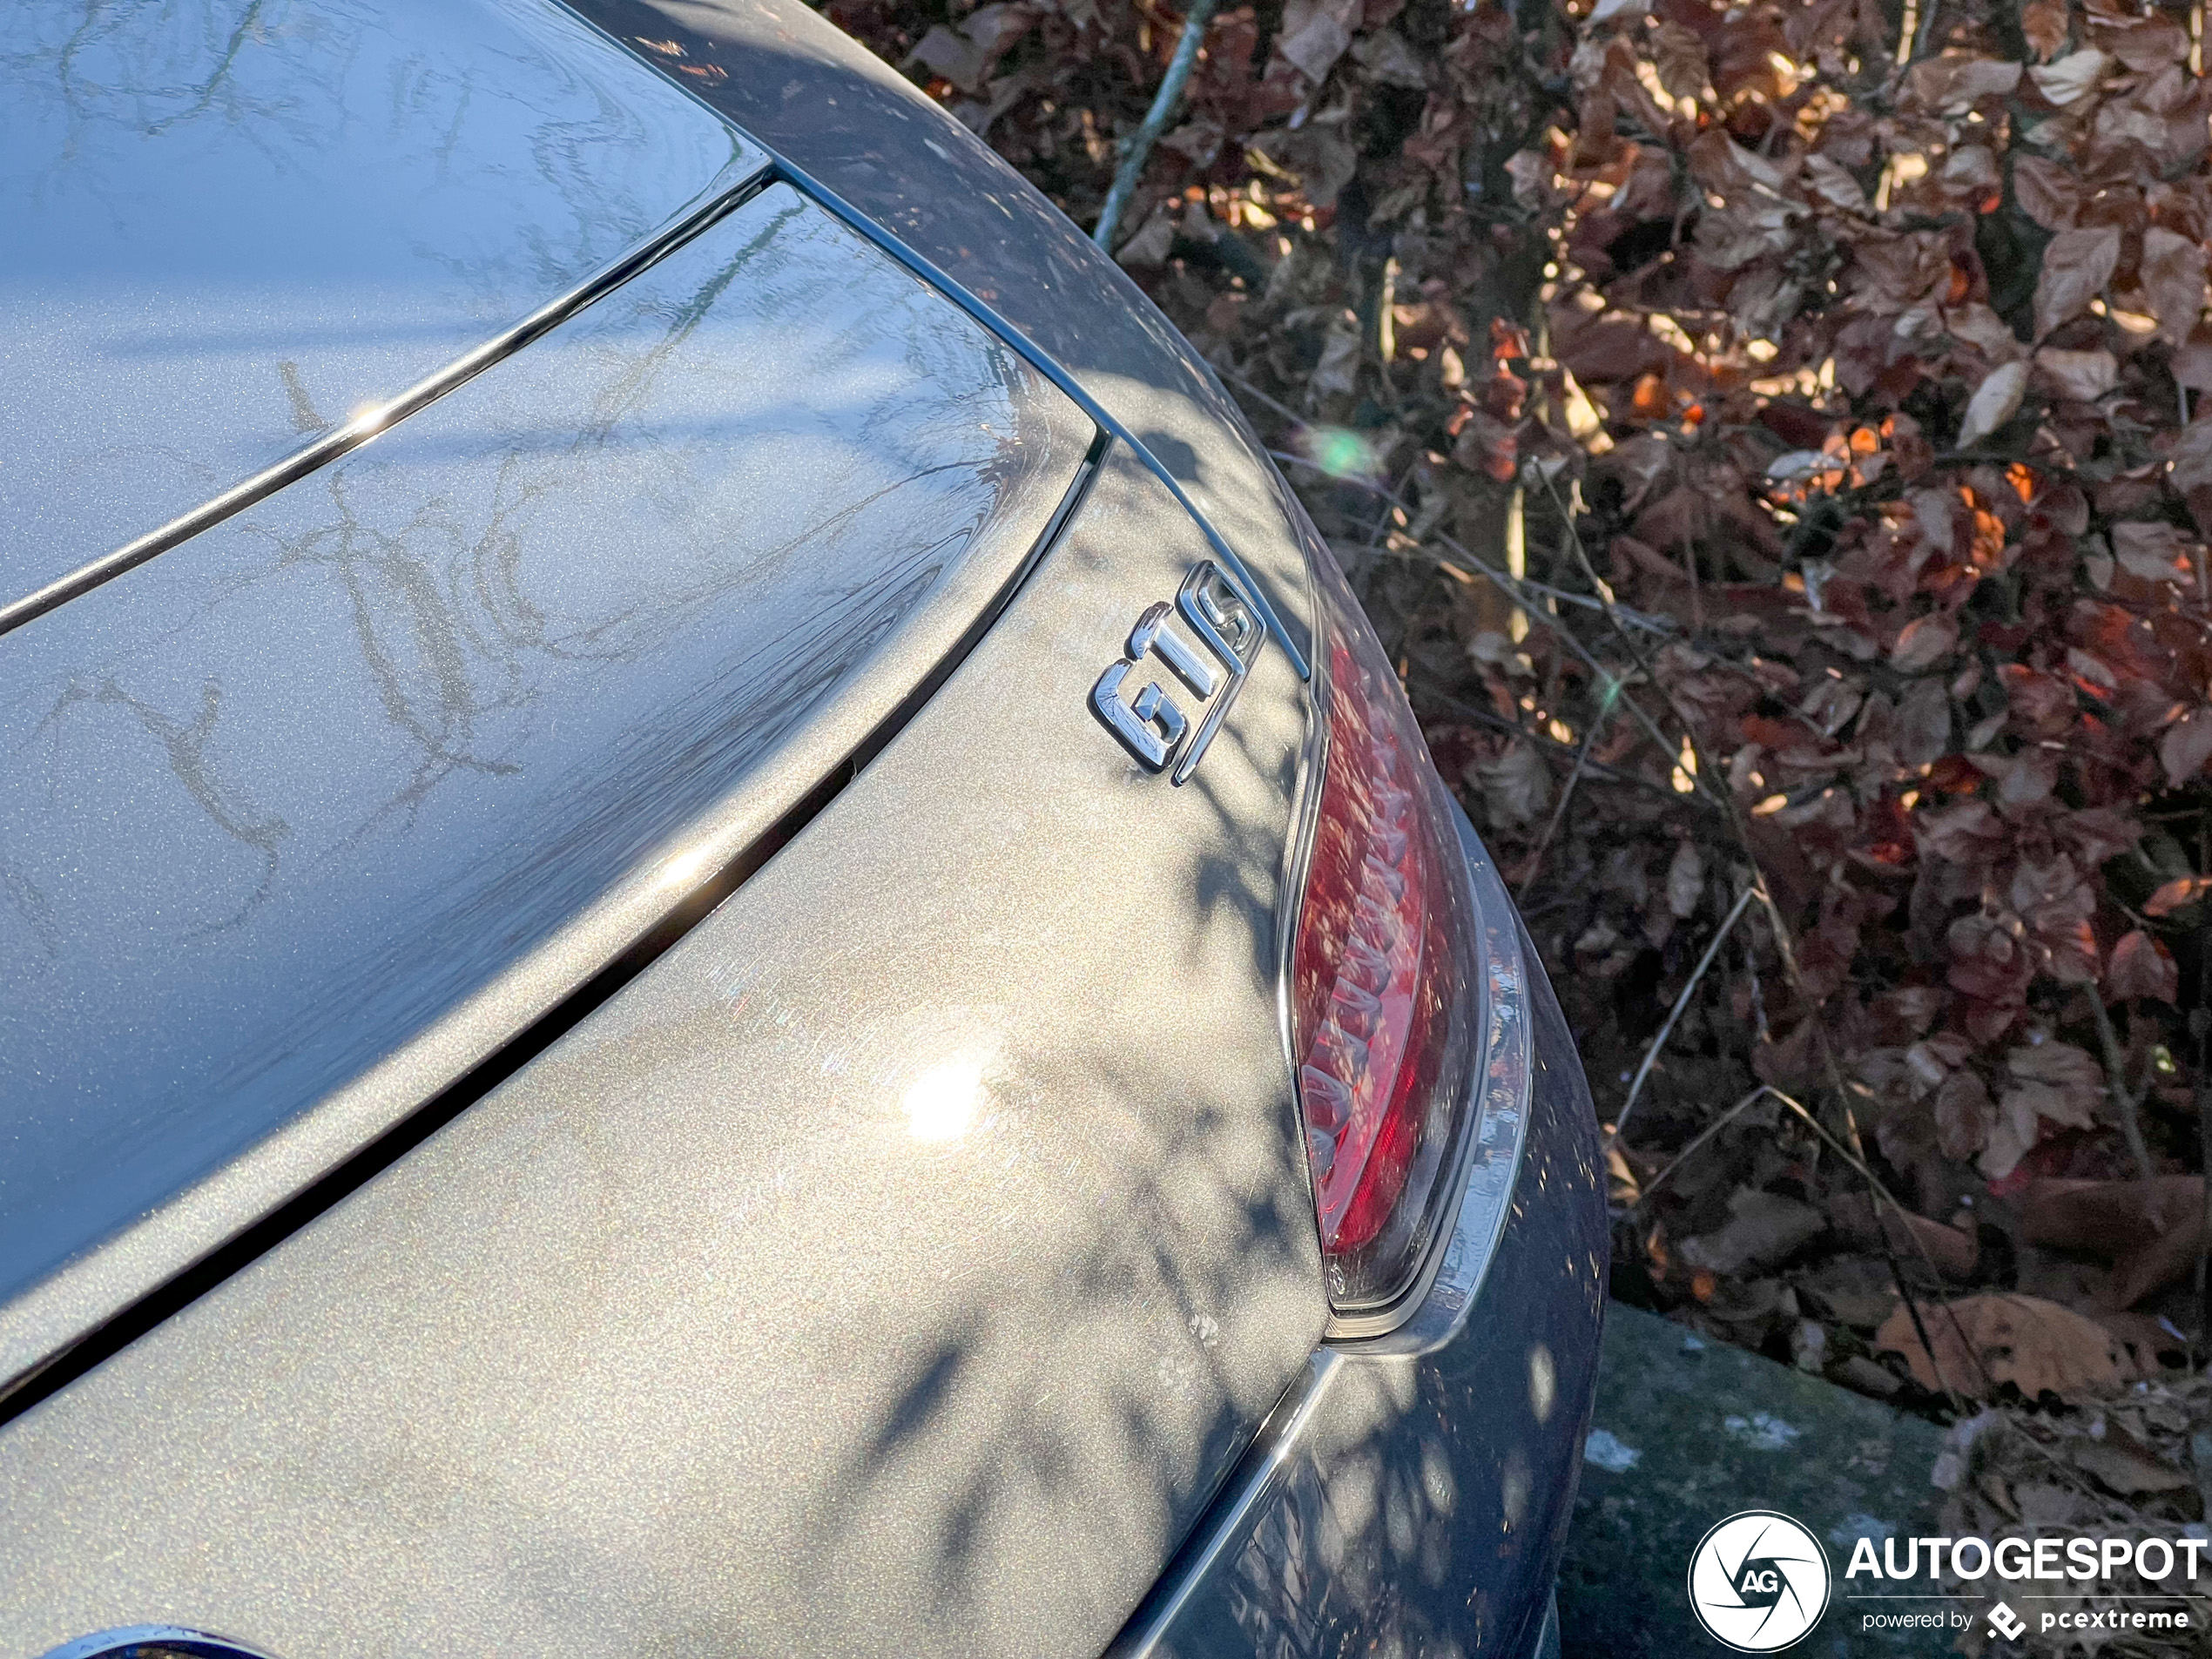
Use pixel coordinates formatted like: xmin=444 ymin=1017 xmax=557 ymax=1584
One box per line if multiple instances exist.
xmin=1687 ymin=1510 xmax=1833 ymax=1652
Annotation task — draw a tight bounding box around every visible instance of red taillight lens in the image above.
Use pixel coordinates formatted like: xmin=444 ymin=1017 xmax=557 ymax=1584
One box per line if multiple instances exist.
xmin=1291 ymin=557 xmax=1480 ymax=1314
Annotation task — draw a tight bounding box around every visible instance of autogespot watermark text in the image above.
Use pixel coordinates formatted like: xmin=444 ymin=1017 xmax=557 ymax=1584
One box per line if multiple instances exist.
xmin=1847 ymin=1530 xmax=2208 ymax=1583
xmin=1683 ymin=1507 xmax=2209 ymax=1648
xmin=1844 ymin=1533 xmax=2201 ymax=1639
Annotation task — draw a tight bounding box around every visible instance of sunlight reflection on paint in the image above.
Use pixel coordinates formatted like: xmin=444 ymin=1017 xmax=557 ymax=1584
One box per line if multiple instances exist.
xmin=1299 ymin=425 xmax=1381 ymax=482
xmin=904 ymin=1057 xmax=984 ymax=1143
xmin=658 ymin=844 xmax=716 ymax=889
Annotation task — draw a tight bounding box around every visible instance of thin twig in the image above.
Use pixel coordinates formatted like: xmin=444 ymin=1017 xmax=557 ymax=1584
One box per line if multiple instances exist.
xmin=1426 ymin=693 xmax=1718 ymax=808
xmin=1411 ymin=556 xmax=1691 ymax=783
xmin=1224 ymin=368 xmax=1305 ymax=427
xmin=1091 ymin=0 xmax=1221 ymax=252
xmin=1531 ymin=469 xmax=1727 ymax=810
xmin=1518 ymin=468 xmax=1964 ymax=1400
xmin=1623 ymin=1083 xmax=1777 ymax=1211
xmin=1764 ymin=1089 xmax=1989 ymax=1406
xmin=2197 ymin=1000 xmax=2210 ymax=1363
xmin=1622 ymin=1076 xmax=1984 ymax=1404
xmin=2089 ymin=991 xmax=2159 ymax=1182
xmin=2198 ymin=824 xmax=2210 ymax=1365
xmin=1516 ymin=707 xmax=1608 ymax=902
xmin=1529 ymin=467 xmax=1875 ymax=1162
xmin=1615 ymin=887 xmax=1757 ymax=1139
xmin=1265 ymin=449 xmax=1675 ymax=633
xmin=1912 ymin=0 xmax=1940 ymax=61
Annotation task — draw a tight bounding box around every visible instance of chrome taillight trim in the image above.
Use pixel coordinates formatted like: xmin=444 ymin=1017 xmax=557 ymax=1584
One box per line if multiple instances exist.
xmin=1271 ymin=562 xmax=1331 ymax=1075
xmin=1330 ymin=801 xmax=1532 ymax=1353
xmin=40 ymin=1628 xmax=282 ymax=1659
xmin=1278 ymin=531 xmax=1532 ymax=1342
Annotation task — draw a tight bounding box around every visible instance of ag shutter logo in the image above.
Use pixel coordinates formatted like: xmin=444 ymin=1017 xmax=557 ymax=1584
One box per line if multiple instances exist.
xmin=1688 ymin=1510 xmax=1832 ymax=1651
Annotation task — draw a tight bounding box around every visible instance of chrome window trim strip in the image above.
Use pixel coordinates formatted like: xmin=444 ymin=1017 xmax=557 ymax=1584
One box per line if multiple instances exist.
xmin=759 ymin=156 xmax=1310 ymax=684
xmin=0 ymin=435 xmax=1109 ymax=1415
xmin=547 ymin=0 xmax=1308 ymax=677
xmin=0 ymin=154 xmax=774 ymax=639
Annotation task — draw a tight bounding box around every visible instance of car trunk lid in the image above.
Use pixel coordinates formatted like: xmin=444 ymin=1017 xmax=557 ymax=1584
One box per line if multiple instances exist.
xmin=0 ymin=177 xmax=1096 ymax=1386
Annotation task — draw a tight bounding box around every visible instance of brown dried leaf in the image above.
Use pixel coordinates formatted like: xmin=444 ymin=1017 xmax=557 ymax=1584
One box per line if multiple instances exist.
xmin=1348 ymin=28 xmax=1428 ymax=87
xmin=1114 ymin=204 xmax=1177 ymax=266
xmin=2110 ymin=1211 xmax=2206 ymax=1306
xmin=1958 ymin=360 xmax=2028 ymax=446
xmin=2027 ymin=47 xmax=2110 ymax=106
xmin=2160 ymin=706 xmax=2212 ymax=786
xmin=1947 ymin=301 xmax=2029 ymax=361
xmin=1909 ymin=55 xmax=2022 ymax=115
xmin=2034 ymin=347 xmax=2118 ymax=402
xmin=1649 ymin=21 xmax=1708 ymax=100
xmin=2033 ymin=226 xmax=2123 ymax=340
xmin=2009 ymin=1038 xmax=2103 ymax=1093
xmin=2140 ymin=226 xmax=2209 ymax=348
xmin=2020 ymin=1176 xmax=2204 ymax=1254
xmin=1803 ymin=153 xmax=1867 ymax=213
xmin=2070 ymin=1437 xmax=2194 ymax=1496
xmin=2022 ymin=0 xmax=2072 ymax=60
xmin=1919 ymin=799 xmax=2007 ymax=866
xmin=2107 ymin=928 xmax=2180 ymax=1001
xmin=2110 ymin=520 xmax=2195 ymax=583
xmin=2058 ymin=807 xmax=2141 ymax=867
xmin=1892 ymin=612 xmax=1960 ymax=671
xmin=1478 ymin=742 xmax=1552 ymax=826
xmin=1274 ymin=0 xmax=1360 ymax=83
xmin=2012 ymin=155 xmax=2082 ymax=230
xmin=2170 ymin=420 xmax=2212 ymax=536
xmin=1873 ymin=1293 xmax=2135 ymax=1397
xmin=2107 ymin=17 xmax=2193 ymax=73
xmin=2002 ymin=1041 xmax=2103 ymax=1134
xmin=1898 ymin=1209 xmax=1979 ymax=1278
xmin=1679 ymin=1189 xmax=1829 ymax=1274
xmin=1935 ymin=1069 xmax=1995 ymax=1160
xmin=1310 ymin=314 xmax=1362 ymax=399
xmin=2145 ymin=874 xmax=2212 ymax=916
xmin=907 ymin=24 xmax=988 ymax=91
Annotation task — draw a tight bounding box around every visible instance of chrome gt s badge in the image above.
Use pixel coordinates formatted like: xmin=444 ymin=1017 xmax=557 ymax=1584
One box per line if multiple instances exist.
xmin=1090 ymin=559 xmax=1267 ymax=784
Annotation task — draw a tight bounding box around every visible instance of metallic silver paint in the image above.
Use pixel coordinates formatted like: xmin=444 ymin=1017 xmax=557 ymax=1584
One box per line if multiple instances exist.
xmin=1111 ymin=861 xmax=1608 ymax=1659
xmin=556 ymin=0 xmax=1323 ymax=671
xmin=0 ymin=8 xmax=1606 ymax=1655
xmin=1115 ymin=804 xmax=1541 ymax=1647
xmin=758 ymin=153 xmax=1308 ymax=682
xmin=0 ymin=444 xmax=1325 ymax=1659
xmin=0 ymin=160 xmax=773 ymax=637
xmin=0 ymin=182 xmax=1093 ymax=1388
xmin=0 ymin=0 xmax=759 ymax=610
